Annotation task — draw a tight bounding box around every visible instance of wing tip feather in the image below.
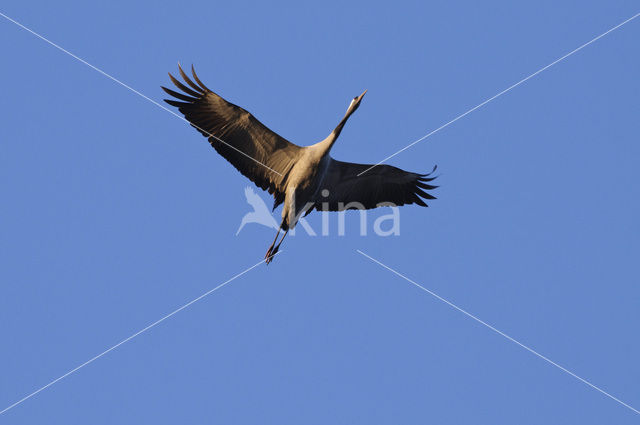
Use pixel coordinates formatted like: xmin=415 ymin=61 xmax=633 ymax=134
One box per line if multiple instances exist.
xmin=191 ymin=65 xmax=212 ymax=93
xmin=178 ymin=63 xmax=205 ymax=94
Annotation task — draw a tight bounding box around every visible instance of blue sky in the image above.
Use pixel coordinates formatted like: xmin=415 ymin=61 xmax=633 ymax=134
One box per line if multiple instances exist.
xmin=1 ymin=0 xmax=639 ymax=423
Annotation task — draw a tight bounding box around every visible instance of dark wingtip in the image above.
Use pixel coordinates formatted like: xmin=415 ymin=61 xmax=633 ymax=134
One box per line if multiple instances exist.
xmin=417 ymin=182 xmax=438 ymax=190
xmin=162 ymin=85 xmax=196 ymax=102
xmin=178 ymin=64 xmax=205 ymax=94
xmin=414 ymin=197 xmax=428 ymax=207
xmin=168 ymin=71 xmax=201 ymax=98
xmin=413 ymin=166 xmax=438 ymax=207
xmin=163 ymin=98 xmax=188 ymax=107
xmin=415 ymin=187 xmax=436 ymax=200
xmin=419 ymin=165 xmax=438 ymax=177
xmin=191 ymin=65 xmax=212 ymax=92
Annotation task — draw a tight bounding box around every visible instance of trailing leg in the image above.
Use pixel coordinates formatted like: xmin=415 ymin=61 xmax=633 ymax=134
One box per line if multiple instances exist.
xmin=264 ymin=226 xmax=281 ymax=262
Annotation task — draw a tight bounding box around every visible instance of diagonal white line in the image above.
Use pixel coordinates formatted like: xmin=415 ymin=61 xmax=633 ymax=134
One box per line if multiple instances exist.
xmin=357 ymin=12 xmax=640 ymax=176
xmin=356 ymin=249 xmax=640 ymax=415
xmin=0 ymin=253 xmax=279 ymax=416
xmin=0 ymin=11 xmax=283 ymax=177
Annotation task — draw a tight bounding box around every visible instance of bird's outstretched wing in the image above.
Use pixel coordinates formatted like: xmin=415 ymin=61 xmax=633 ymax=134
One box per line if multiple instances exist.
xmin=314 ymin=158 xmax=437 ymax=211
xmin=162 ymin=65 xmax=302 ymax=201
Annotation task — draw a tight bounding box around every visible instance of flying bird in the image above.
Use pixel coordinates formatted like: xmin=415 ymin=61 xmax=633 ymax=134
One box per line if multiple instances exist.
xmin=162 ymin=65 xmax=437 ymax=263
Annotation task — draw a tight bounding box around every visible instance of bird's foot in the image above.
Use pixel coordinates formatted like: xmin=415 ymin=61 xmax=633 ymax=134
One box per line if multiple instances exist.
xmin=265 ymin=244 xmax=279 ymax=265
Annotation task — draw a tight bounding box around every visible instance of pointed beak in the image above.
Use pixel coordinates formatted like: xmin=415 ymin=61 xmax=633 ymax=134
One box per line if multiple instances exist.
xmin=358 ymin=89 xmax=367 ymax=100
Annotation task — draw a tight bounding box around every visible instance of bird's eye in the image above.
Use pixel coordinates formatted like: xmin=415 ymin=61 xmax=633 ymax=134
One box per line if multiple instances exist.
xmin=353 ymin=97 xmax=358 ymax=101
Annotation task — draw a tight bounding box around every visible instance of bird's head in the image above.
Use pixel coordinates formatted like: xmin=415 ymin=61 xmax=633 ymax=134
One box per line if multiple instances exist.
xmin=326 ymin=89 xmax=368 ymax=144
xmin=347 ymin=89 xmax=367 ymax=115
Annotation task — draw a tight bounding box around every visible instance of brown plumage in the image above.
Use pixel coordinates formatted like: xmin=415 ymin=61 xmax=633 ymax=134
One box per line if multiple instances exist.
xmin=162 ymin=65 xmax=437 ymax=263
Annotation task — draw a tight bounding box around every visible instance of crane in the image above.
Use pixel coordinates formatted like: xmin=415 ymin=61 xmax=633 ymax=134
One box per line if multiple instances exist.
xmin=162 ymin=65 xmax=437 ymax=263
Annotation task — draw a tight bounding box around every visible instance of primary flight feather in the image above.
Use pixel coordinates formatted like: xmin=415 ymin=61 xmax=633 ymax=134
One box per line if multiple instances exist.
xmin=162 ymin=65 xmax=437 ymax=263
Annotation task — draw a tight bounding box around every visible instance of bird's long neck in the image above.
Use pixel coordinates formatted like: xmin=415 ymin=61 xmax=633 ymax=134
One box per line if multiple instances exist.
xmin=317 ymin=109 xmax=353 ymax=155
